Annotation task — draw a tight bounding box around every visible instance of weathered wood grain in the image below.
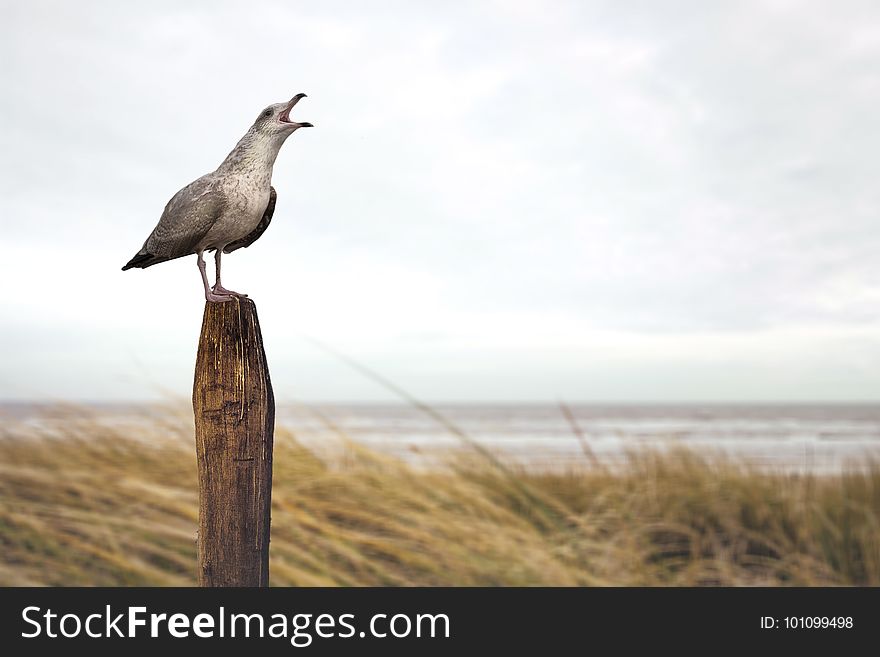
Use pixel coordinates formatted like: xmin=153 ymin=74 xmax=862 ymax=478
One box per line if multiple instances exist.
xmin=193 ymin=297 xmax=274 ymax=587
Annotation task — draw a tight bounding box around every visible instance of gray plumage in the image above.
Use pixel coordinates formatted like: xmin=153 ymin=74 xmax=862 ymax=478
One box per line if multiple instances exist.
xmin=224 ymin=187 xmax=277 ymax=254
xmin=123 ymin=93 xmax=311 ymax=302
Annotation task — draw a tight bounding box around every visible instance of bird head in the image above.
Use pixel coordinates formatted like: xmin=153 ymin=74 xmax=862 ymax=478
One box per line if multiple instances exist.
xmin=254 ymin=93 xmax=313 ymax=135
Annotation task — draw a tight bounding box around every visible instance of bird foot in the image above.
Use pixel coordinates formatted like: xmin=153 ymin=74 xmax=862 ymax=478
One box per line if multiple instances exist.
xmin=205 ymin=292 xmax=234 ymax=303
xmin=212 ymin=283 xmax=248 ymax=298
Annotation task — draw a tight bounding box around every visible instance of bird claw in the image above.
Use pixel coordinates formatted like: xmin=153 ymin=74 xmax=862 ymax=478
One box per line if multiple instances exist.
xmin=205 ymin=292 xmax=234 ymax=303
xmin=212 ymin=284 xmax=248 ymax=298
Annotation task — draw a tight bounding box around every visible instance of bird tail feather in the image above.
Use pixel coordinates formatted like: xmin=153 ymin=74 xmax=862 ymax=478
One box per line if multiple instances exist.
xmin=122 ymin=250 xmax=169 ymax=270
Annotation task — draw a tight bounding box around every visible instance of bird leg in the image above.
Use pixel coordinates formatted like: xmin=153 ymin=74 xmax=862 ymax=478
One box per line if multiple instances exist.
xmin=198 ymin=251 xmax=232 ymax=303
xmin=212 ymin=249 xmax=248 ymax=298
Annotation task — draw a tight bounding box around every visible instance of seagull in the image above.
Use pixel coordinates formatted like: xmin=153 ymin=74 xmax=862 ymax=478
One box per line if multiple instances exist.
xmin=122 ymin=93 xmax=312 ymax=302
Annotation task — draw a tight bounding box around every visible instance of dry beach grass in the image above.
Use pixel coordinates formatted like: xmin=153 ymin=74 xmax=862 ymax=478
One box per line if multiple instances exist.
xmin=0 ymin=405 xmax=878 ymax=586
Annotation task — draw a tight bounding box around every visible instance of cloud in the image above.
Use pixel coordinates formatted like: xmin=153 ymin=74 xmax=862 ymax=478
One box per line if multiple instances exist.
xmin=1 ymin=0 xmax=879 ymax=400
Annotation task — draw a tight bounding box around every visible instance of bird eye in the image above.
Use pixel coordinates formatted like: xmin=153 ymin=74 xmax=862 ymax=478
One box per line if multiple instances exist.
xmin=263 ymin=109 xmax=273 ymax=117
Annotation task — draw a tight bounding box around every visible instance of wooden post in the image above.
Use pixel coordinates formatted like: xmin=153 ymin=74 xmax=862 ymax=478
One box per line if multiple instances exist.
xmin=192 ymin=297 xmax=274 ymax=587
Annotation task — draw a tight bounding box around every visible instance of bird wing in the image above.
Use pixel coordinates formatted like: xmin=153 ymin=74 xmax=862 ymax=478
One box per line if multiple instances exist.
xmin=223 ymin=186 xmax=277 ymax=254
xmin=122 ymin=176 xmax=226 ymax=270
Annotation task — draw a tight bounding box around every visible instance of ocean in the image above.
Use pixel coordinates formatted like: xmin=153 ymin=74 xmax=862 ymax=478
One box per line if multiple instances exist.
xmin=277 ymin=403 xmax=880 ymax=471
xmin=3 ymin=402 xmax=879 ymax=472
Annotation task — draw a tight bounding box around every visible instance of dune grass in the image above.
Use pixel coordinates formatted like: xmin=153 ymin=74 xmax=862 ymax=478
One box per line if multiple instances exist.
xmin=0 ymin=406 xmax=878 ymax=586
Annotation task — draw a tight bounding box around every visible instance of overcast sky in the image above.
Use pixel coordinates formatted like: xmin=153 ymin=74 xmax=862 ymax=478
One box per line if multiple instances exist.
xmin=2 ymin=0 xmax=879 ymax=402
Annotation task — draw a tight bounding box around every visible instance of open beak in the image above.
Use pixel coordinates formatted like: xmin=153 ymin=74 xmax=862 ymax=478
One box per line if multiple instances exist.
xmin=279 ymin=93 xmax=313 ymax=128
